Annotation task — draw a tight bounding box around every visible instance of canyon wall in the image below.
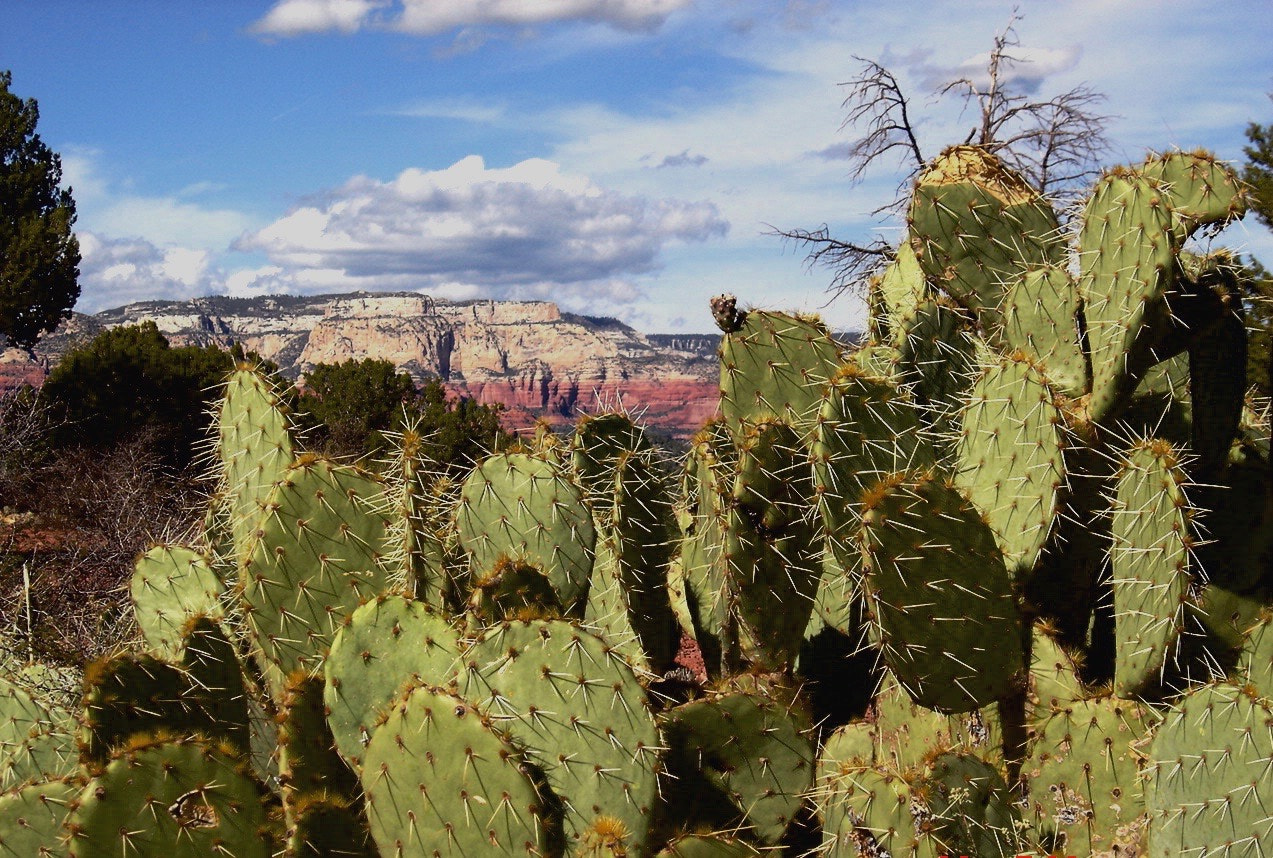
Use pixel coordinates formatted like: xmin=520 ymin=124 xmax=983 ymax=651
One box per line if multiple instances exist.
xmin=4 ymin=293 xmax=721 ymax=438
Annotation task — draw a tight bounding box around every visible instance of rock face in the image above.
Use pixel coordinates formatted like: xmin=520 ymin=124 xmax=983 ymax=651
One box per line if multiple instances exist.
xmin=12 ymin=293 xmax=721 ymax=438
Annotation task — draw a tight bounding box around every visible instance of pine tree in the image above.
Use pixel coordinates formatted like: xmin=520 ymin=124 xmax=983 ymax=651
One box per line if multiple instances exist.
xmin=0 ymin=71 xmax=80 ymax=351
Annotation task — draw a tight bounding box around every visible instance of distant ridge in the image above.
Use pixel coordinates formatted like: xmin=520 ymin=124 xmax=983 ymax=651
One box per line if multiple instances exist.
xmin=5 ymin=291 xmax=722 ymax=437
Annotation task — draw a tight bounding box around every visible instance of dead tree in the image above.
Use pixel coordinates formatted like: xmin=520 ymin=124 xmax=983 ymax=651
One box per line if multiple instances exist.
xmin=772 ymin=12 xmax=1111 ymax=302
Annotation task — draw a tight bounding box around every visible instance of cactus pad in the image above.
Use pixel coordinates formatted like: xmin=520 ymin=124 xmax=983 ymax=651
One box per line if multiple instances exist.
xmin=216 ymin=367 xmax=294 ymax=563
xmin=130 ymin=545 xmax=224 ymax=661
xmin=0 ymin=775 xmax=81 ymax=857
xmin=663 ymin=689 xmax=813 ymax=844
xmin=455 ymin=452 xmax=596 ymax=614
xmin=1079 ymin=171 xmax=1178 ymax=423
xmin=857 ymin=472 xmax=1023 ymax=712
xmin=811 ymin=365 xmax=935 ymax=548
xmin=1001 ymin=265 xmax=1088 ymax=396
xmin=717 ymin=309 xmax=840 ymax=440
xmin=1144 ymin=683 xmax=1272 ymax=858
xmin=323 ymin=595 xmax=461 ymax=771
xmin=459 ymin=619 xmax=659 ymax=851
xmin=954 ymin=352 xmax=1065 ymax=579
xmin=0 ymin=677 xmax=75 ymax=790
xmin=909 ymin=145 xmax=1064 ymax=338
xmin=67 ymin=734 xmax=270 ymax=858
xmin=1110 ymin=439 xmax=1195 ymax=697
xmin=360 ymin=683 xmax=553 ymax=857
xmin=240 ymin=457 xmax=393 ymax=678
xmin=1024 ymin=696 xmax=1152 ymax=856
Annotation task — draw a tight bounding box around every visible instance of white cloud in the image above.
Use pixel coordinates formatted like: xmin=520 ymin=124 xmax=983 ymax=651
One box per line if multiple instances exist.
xmin=914 ymin=44 xmax=1082 ymax=94
xmin=385 ymin=99 xmax=507 ymax=123
xmin=249 ymin=0 xmax=387 ymax=37
xmin=251 ymin=0 xmax=691 ymax=38
xmin=77 ymin=233 xmax=219 ymax=312
xmin=234 ymin=156 xmax=727 ymax=309
xmin=394 ymin=0 xmax=691 ymax=34
xmin=93 ymin=196 xmax=255 ymax=251
xmin=59 ymin=147 xmax=110 ymax=204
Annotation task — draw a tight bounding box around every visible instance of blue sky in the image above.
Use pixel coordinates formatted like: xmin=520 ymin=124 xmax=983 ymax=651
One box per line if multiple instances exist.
xmin=4 ymin=0 xmax=1272 ymax=332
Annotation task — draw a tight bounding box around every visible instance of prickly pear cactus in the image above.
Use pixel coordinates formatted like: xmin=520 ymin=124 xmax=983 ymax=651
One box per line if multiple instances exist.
xmin=360 ymin=683 xmax=554 ymax=857
xmin=1 ymin=137 xmax=1269 ymax=858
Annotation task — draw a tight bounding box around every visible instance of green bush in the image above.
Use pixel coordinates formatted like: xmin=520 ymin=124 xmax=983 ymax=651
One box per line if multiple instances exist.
xmin=292 ymin=358 xmax=512 ymax=469
xmin=39 ymin=322 xmax=233 ymax=470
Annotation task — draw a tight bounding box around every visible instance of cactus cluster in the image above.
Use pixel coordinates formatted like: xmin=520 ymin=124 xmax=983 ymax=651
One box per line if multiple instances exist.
xmin=0 ymin=143 xmax=1269 ymax=857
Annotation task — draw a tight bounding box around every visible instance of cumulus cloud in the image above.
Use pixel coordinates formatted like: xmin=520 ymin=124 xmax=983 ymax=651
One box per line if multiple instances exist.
xmin=250 ymin=0 xmax=387 ymax=37
xmin=77 ymin=233 xmax=217 ymax=312
xmin=394 ymin=0 xmax=691 ymax=34
xmin=251 ymin=0 xmax=691 ymax=38
xmin=656 ymin=149 xmax=709 ymax=169
xmin=912 ymin=44 xmax=1082 ymax=96
xmin=234 ymin=155 xmax=727 ymax=307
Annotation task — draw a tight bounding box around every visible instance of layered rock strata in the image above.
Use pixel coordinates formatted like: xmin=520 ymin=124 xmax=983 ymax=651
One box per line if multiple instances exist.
xmin=8 ymin=293 xmax=720 ymax=438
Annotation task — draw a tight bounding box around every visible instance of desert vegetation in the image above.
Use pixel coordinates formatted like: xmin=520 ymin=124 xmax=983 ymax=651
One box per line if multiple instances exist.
xmin=1 ymin=37 xmax=1272 ymax=858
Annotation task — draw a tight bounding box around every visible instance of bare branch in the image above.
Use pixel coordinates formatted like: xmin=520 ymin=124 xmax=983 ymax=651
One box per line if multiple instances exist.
xmin=774 ymin=8 xmax=1112 ymax=304
xmin=837 ymin=57 xmax=926 ymax=184
xmin=764 ymin=223 xmax=892 ymax=301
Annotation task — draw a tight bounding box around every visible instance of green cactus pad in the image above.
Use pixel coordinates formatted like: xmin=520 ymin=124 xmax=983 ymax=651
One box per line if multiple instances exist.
xmin=583 ymin=535 xmax=648 ymax=669
xmin=282 ymin=794 xmax=375 ymax=858
xmin=852 ymin=341 xmax=901 ymax=380
xmin=1024 ymin=696 xmax=1153 ymax=857
xmin=216 ymin=367 xmax=294 ymax=564
xmin=677 ymin=422 xmax=734 ymax=676
xmin=455 ymin=451 xmax=596 ymax=614
xmin=655 ymin=834 xmax=763 ymax=857
xmin=0 ymin=775 xmax=81 ymax=857
xmin=1110 ymin=440 xmax=1194 ymax=697
xmin=878 ymin=239 xmax=930 ymax=349
xmin=909 ymin=145 xmax=1064 ymax=338
xmin=469 ymin=557 xmax=564 ymax=622
xmin=0 ymin=727 xmax=77 ymax=795
xmin=1122 ymin=351 xmax=1193 ymax=448
xmin=240 ymin=457 xmax=393 ymax=679
xmin=818 ymin=720 xmax=878 ymax=775
xmin=459 ymin=619 xmax=659 ymax=851
xmin=323 ymin=595 xmax=461 ymax=771
xmin=818 ymin=766 xmax=943 ymax=858
xmin=811 ymin=365 xmax=936 ymax=549
xmin=663 ymin=690 xmax=813 ymax=845
xmin=857 ymin=473 xmax=1023 ymax=712
xmin=606 ymin=448 xmax=680 ymax=672
xmin=130 ymin=545 xmax=224 ymax=661
xmin=178 ymin=616 xmax=251 ymax=757
xmin=1144 ymin=683 xmax=1273 ymax=858
xmin=569 ymin=412 xmax=652 ymax=510
xmin=1241 ymin=613 xmax=1272 ymax=701
xmin=1078 ymin=171 xmax=1178 ymax=424
xmin=360 ymin=683 xmax=553 ymax=857
xmin=0 ymin=677 xmax=75 ymax=790
xmin=1184 ymin=254 xmax=1249 ymax=481
xmin=1028 ymin=624 xmax=1085 ymax=720
xmin=896 ymin=297 xmax=980 ymax=441
xmin=379 ymin=423 xmax=448 ymax=606
xmin=922 ymin=751 xmax=1022 ymax=857
xmin=78 ymin=653 xmax=235 ymax=768
xmin=717 ymin=308 xmax=840 ymax=441
xmin=1141 ymin=149 xmax=1247 ymax=241
xmin=1001 ymin=265 xmax=1088 ymax=396
xmin=807 ymin=542 xmax=867 ymax=638
xmin=953 ymin=352 xmax=1065 ymax=579
xmin=278 ymin=673 xmax=359 ymax=823
xmin=871 ymin=673 xmax=1005 ymax=771
xmin=725 ymin=419 xmax=821 ymax=671
xmin=67 ymin=734 xmax=270 ymax=858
